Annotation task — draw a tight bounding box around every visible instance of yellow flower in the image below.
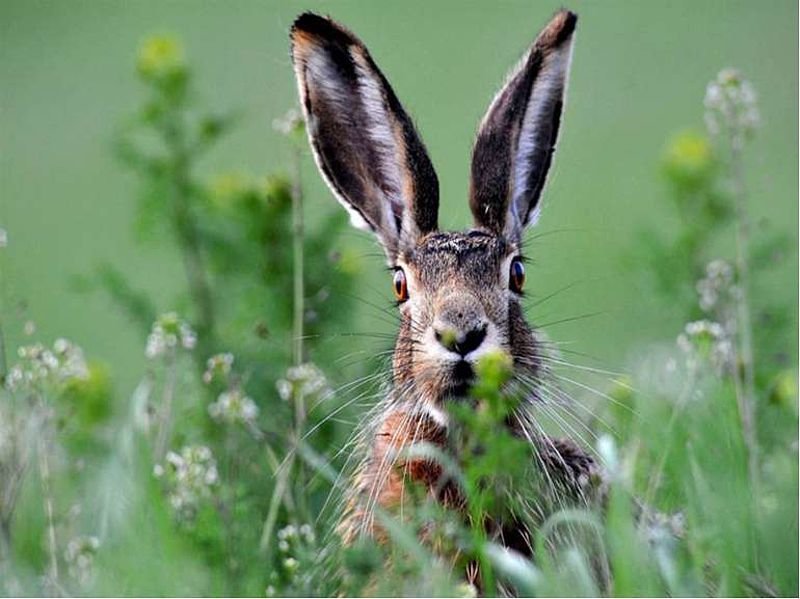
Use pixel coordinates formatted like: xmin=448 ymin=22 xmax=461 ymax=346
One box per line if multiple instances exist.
xmin=662 ymin=130 xmax=715 ymax=189
xmin=137 ymin=34 xmax=185 ymax=80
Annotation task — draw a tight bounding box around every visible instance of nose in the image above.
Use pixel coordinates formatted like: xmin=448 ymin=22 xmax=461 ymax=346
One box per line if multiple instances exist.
xmin=435 ymin=324 xmax=487 ymax=357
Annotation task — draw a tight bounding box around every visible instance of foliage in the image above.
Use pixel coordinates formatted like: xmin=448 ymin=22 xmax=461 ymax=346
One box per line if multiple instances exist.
xmin=0 ymin=35 xmax=796 ymax=599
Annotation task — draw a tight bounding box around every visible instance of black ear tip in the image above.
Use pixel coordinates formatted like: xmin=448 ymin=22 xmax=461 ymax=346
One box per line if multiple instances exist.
xmin=290 ymin=11 xmax=359 ymax=50
xmin=291 ymin=12 xmax=330 ymax=37
xmin=541 ymin=9 xmax=578 ymax=47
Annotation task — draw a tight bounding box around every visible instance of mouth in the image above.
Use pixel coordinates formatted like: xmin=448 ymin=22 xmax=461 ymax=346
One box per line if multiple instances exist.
xmin=443 ymin=359 xmax=474 ymax=398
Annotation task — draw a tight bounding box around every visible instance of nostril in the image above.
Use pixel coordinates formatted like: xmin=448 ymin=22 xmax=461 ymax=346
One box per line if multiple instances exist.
xmin=454 ymin=325 xmax=487 ymax=356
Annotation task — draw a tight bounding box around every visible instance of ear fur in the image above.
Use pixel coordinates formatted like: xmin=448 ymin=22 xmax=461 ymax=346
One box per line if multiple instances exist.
xmin=290 ymin=13 xmax=439 ymax=260
xmin=469 ymin=10 xmax=577 ymax=240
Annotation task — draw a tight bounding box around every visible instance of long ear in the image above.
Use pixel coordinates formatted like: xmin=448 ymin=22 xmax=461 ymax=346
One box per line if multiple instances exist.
xmin=290 ymin=13 xmax=439 ymax=260
xmin=469 ymin=10 xmax=576 ymax=240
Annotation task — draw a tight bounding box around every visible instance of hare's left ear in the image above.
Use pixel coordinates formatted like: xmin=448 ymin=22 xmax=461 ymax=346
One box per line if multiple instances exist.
xmin=469 ymin=10 xmax=577 ymax=241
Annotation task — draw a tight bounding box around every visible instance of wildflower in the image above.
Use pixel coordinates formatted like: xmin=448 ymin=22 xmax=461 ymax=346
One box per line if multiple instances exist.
xmin=208 ymin=388 xmax=259 ymax=426
xmin=64 ymin=535 xmax=100 ymax=587
xmin=456 ymin=582 xmax=479 ymax=598
xmin=272 ymin=107 xmax=305 ymax=136
xmin=276 ymin=379 xmax=292 ymax=402
xmin=704 ymin=68 xmax=760 ymax=148
xmin=276 ymin=363 xmax=329 ymax=402
xmin=0 ymin=227 xmax=6 ymax=248
xmin=5 ymin=339 xmax=88 ymax=391
xmin=208 ymin=171 xmax=252 ymax=207
xmin=278 ymin=524 xmax=298 ymax=540
xmin=696 ymin=259 xmax=738 ymax=314
xmin=202 ymin=352 xmax=234 ymax=384
xmin=145 ymin=312 xmax=197 ymax=359
xmin=136 ymin=34 xmax=185 ymax=81
xmin=677 ymin=319 xmax=735 ymax=376
xmin=662 ymin=130 xmax=715 ymax=190
xmin=283 ymin=556 xmax=299 ymax=571
xmin=156 ymin=444 xmax=219 ymax=520
xmin=299 ymin=523 xmax=315 ymax=544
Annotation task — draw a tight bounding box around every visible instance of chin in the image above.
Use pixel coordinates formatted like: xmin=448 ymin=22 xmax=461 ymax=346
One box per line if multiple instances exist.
xmin=433 ymin=360 xmax=475 ymax=402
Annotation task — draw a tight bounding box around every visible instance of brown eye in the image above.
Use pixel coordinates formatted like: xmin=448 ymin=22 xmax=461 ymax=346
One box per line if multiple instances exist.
xmin=393 ymin=268 xmax=409 ymax=302
xmin=509 ymin=258 xmax=525 ymax=293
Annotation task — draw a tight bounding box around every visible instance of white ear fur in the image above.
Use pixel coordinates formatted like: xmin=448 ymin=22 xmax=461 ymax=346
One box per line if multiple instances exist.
xmin=510 ymin=39 xmax=573 ymax=231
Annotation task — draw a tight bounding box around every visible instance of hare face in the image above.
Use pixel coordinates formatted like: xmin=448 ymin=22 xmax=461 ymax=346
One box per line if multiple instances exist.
xmin=393 ymin=230 xmax=536 ymax=405
xmin=291 ymin=8 xmax=575 ymax=406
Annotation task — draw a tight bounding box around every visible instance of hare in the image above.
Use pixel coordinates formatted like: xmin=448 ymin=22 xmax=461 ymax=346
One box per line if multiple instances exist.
xmin=290 ymin=9 xmax=600 ymax=555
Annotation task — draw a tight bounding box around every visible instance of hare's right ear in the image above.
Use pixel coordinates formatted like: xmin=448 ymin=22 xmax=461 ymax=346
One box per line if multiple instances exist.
xmin=290 ymin=13 xmax=439 ymax=261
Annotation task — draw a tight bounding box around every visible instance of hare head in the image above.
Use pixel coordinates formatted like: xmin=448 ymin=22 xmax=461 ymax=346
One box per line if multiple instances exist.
xmin=291 ymin=10 xmax=577 ymax=412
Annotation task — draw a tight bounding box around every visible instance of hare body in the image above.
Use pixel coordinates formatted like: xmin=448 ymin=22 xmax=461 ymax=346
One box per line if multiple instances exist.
xmin=290 ymin=9 xmax=599 ymax=553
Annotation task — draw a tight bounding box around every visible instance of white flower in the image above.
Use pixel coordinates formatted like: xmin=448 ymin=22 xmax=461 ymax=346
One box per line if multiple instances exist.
xmin=203 ymin=352 xmax=234 ymax=384
xmin=677 ymin=319 xmax=735 ymax=376
xmin=5 ymin=339 xmax=88 ymax=391
xmin=272 ymin=107 xmax=304 ymax=136
xmin=276 ymin=363 xmax=329 ymax=402
xmin=704 ymin=68 xmax=760 ymax=148
xmin=276 ymin=379 xmax=292 ymax=402
xmin=0 ymin=227 xmax=7 ymax=248
xmin=145 ymin=312 xmax=197 ymax=359
xmin=283 ymin=557 xmax=299 ymax=571
xmin=696 ymin=259 xmax=738 ymax=314
xmin=208 ymin=388 xmax=259 ymax=426
xmin=64 ymin=535 xmax=100 ymax=587
xmin=156 ymin=444 xmax=219 ymax=521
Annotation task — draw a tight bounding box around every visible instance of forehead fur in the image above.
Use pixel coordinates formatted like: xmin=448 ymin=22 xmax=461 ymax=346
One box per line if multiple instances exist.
xmin=402 ymin=230 xmax=514 ymax=289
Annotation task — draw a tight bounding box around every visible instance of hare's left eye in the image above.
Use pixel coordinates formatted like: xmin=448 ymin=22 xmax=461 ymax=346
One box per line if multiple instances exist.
xmin=509 ymin=258 xmax=525 ymax=293
xmin=393 ymin=268 xmax=409 ymax=302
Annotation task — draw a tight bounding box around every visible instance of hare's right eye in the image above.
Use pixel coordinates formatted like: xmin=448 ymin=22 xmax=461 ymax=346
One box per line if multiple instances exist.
xmin=393 ymin=268 xmax=409 ymax=302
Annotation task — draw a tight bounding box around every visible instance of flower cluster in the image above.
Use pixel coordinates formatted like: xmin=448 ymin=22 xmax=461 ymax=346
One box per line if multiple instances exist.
xmin=704 ymin=68 xmax=760 ymax=148
xmin=696 ymin=259 xmax=737 ymax=314
xmin=5 ymin=338 xmax=89 ymax=391
xmin=208 ymin=388 xmax=258 ymax=426
xmin=677 ymin=320 xmax=735 ymax=376
xmin=277 ymin=523 xmax=316 ymax=553
xmin=154 ymin=445 xmax=219 ymax=519
xmin=64 ymin=535 xmax=100 ymax=587
xmin=145 ymin=312 xmax=197 ymax=359
xmin=276 ymin=363 xmax=329 ymax=403
xmin=265 ymin=523 xmax=317 ymax=596
xmin=202 ymin=352 xmax=234 ymax=385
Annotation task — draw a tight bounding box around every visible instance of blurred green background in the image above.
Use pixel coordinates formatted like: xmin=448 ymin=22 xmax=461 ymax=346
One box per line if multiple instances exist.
xmin=1 ymin=0 xmax=796 ymax=392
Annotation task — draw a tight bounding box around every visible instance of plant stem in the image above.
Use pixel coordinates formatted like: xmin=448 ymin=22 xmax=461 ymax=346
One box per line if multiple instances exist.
xmin=154 ymin=351 xmax=177 ymax=460
xmin=38 ymin=433 xmax=59 ymax=593
xmin=291 ymin=146 xmax=305 ymax=372
xmin=728 ymin=139 xmax=759 ymax=495
xmin=163 ymin=115 xmax=216 ymax=356
xmin=290 ymin=143 xmax=308 ymax=521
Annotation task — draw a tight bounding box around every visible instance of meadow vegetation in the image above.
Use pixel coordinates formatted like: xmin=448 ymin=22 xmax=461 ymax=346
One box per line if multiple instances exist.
xmin=0 ymin=36 xmax=796 ymax=597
